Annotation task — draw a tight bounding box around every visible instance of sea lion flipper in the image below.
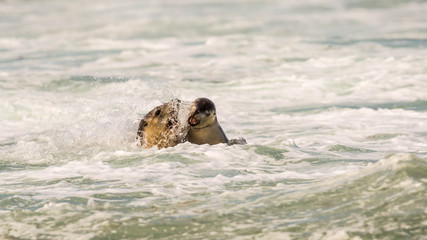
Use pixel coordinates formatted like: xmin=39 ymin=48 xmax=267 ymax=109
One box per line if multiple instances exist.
xmin=227 ymin=137 xmax=247 ymax=146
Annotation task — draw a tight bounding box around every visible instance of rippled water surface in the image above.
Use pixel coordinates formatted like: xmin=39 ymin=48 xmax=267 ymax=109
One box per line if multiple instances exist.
xmin=1 ymin=0 xmax=427 ymax=239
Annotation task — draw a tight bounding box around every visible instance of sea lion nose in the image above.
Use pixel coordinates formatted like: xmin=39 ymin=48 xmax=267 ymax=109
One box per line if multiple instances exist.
xmin=137 ymin=119 xmax=147 ymax=137
xmin=141 ymin=119 xmax=148 ymax=127
xmin=138 ymin=119 xmax=148 ymax=134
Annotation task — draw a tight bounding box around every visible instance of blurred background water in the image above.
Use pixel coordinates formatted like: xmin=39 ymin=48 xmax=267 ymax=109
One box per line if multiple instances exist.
xmin=1 ymin=0 xmax=426 ymax=239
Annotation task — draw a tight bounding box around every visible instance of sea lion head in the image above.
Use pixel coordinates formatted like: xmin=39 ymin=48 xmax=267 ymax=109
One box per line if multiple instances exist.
xmin=188 ymin=97 xmax=217 ymax=129
xmin=137 ymin=99 xmax=182 ymax=148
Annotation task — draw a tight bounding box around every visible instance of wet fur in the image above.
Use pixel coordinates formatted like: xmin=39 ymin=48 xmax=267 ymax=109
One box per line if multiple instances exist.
xmin=187 ymin=98 xmax=229 ymax=145
xmin=137 ymin=99 xmax=188 ymax=149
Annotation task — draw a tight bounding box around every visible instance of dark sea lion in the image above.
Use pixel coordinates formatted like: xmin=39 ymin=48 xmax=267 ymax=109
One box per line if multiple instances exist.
xmin=137 ymin=99 xmax=189 ymax=149
xmin=187 ymin=97 xmax=234 ymax=145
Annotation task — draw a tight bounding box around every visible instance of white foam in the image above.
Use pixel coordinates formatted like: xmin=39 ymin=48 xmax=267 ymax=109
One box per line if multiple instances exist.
xmin=1 ymin=0 xmax=426 ymax=238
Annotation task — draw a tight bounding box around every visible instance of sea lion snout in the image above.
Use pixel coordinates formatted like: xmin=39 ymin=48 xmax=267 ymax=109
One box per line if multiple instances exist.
xmin=188 ymin=115 xmax=199 ymax=126
xmin=137 ymin=119 xmax=147 ymax=138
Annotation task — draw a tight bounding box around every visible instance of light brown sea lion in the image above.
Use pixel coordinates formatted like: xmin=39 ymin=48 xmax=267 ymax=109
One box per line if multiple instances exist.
xmin=187 ymin=97 xmax=230 ymax=145
xmin=137 ymin=99 xmax=190 ymax=149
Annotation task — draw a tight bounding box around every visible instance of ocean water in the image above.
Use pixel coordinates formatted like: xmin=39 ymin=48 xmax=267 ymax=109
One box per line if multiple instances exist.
xmin=1 ymin=0 xmax=427 ymax=239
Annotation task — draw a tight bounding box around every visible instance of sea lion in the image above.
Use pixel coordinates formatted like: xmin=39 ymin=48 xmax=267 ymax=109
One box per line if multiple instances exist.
xmin=138 ymin=97 xmax=246 ymax=149
xmin=187 ymin=97 xmax=230 ymax=145
xmin=137 ymin=99 xmax=190 ymax=149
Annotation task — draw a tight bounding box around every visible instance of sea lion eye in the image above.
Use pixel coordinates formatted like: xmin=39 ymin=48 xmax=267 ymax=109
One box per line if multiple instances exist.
xmin=144 ymin=122 xmax=148 ymax=127
xmin=155 ymin=109 xmax=161 ymax=116
xmin=195 ymin=110 xmax=199 ymax=114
